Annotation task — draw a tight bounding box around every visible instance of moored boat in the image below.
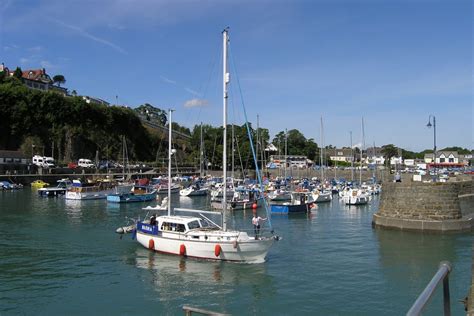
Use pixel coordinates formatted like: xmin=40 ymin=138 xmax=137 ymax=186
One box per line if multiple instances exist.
xmin=107 ymin=185 xmax=157 ymax=203
xmin=38 ymin=179 xmax=72 ymax=197
xmin=31 ymin=180 xmax=49 ymax=189
xmin=271 ymin=191 xmax=316 ymax=214
xmin=65 ymin=179 xmax=124 ymax=200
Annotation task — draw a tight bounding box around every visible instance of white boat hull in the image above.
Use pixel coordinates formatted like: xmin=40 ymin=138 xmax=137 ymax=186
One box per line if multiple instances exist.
xmin=136 ymin=230 xmax=273 ymax=263
xmin=65 ymin=188 xmax=117 ymax=200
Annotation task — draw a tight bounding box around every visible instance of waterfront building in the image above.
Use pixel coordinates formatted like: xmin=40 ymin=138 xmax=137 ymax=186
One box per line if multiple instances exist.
xmin=0 ymin=150 xmax=29 ymax=174
xmin=364 ymin=147 xmax=385 ymax=165
xmin=269 ymin=155 xmax=311 ymax=168
xmin=329 ymin=148 xmax=353 ymax=163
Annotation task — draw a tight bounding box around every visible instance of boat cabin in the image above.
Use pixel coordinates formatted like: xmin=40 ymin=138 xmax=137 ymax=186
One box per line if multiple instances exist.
xmin=138 ymin=215 xmax=205 ymax=236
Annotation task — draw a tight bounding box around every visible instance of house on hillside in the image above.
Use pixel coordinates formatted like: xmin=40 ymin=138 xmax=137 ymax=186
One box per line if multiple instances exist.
xmin=364 ymin=147 xmax=385 ymax=165
xmin=2 ymin=63 xmax=67 ymax=95
xmin=329 ymin=148 xmax=354 ymax=163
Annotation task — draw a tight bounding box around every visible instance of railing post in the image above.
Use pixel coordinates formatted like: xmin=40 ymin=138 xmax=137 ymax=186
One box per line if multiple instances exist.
xmin=442 ymin=268 xmax=451 ymax=316
xmin=407 ymin=261 xmax=452 ymax=316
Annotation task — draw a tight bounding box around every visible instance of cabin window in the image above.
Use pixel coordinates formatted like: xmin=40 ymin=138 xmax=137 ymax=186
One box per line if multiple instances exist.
xmin=176 ymin=224 xmax=185 ymax=232
xmin=448 ymin=158 xmax=454 ymax=163
xmin=187 ymin=220 xmax=201 ymax=230
xmin=161 ymin=222 xmax=172 ymax=231
xmin=440 ymin=158 xmax=445 ymax=163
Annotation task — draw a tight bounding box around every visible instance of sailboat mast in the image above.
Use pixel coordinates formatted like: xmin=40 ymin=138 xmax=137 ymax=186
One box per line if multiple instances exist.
xmin=200 ymin=122 xmax=203 ymax=177
xmin=284 ymin=128 xmax=287 ymax=180
xmin=232 ymin=122 xmax=235 ymax=180
xmin=359 ymin=117 xmax=364 ymax=185
xmin=320 ymin=116 xmax=324 ymax=181
xmin=256 ymin=114 xmax=259 ymax=180
xmin=222 ymin=28 xmax=229 ymax=231
xmin=168 ymin=109 xmax=174 ymax=216
xmin=350 ymin=131 xmax=354 ymax=182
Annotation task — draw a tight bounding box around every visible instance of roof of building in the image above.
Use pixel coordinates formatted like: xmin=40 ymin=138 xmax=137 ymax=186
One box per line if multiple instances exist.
xmin=0 ymin=150 xmax=28 ymax=159
xmin=329 ymin=148 xmax=353 ymax=157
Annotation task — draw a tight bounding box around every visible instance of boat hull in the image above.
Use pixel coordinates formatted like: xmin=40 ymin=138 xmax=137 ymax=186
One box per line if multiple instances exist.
xmin=107 ymin=191 xmax=157 ymax=203
xmin=271 ymin=203 xmax=311 ymax=214
xmin=65 ymin=188 xmax=117 ymax=200
xmin=38 ymin=188 xmax=67 ymax=197
xmin=136 ymin=228 xmax=273 ymax=263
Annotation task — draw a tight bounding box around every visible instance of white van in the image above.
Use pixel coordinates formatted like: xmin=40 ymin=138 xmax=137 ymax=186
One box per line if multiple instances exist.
xmin=43 ymin=157 xmax=55 ymax=168
xmin=32 ymin=156 xmax=55 ymax=168
xmin=78 ymin=159 xmax=95 ymax=168
xmin=32 ymin=155 xmax=44 ymax=167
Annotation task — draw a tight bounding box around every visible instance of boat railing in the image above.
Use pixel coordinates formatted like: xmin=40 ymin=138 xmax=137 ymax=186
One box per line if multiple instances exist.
xmin=407 ymin=261 xmax=452 ymax=316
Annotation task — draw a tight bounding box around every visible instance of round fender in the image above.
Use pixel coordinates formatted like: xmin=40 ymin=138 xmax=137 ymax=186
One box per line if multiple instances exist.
xmin=148 ymin=239 xmax=155 ymax=250
xmin=179 ymin=244 xmax=186 ymax=256
xmin=214 ymin=244 xmax=221 ymax=257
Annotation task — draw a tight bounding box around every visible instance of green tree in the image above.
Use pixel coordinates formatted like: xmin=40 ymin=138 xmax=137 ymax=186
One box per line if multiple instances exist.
xmin=53 ymin=75 xmax=66 ymax=87
xmin=13 ymin=67 xmax=23 ymax=79
xmin=440 ymin=146 xmax=471 ymax=154
xmin=381 ymin=144 xmax=398 ymax=165
xmin=20 ymin=136 xmax=44 ymax=157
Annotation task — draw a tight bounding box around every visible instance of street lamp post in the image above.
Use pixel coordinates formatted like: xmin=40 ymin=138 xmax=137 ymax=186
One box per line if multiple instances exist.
xmin=426 ymin=115 xmax=437 ymax=180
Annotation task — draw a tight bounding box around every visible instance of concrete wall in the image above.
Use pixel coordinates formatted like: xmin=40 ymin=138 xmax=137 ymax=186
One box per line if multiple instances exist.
xmin=373 ymin=180 xmax=473 ymax=232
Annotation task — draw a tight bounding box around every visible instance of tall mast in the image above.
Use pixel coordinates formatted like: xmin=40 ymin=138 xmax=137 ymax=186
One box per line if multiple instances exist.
xmin=284 ymin=128 xmax=288 ymax=180
xmin=320 ymin=116 xmax=324 ymax=181
xmin=231 ymin=121 xmax=235 ymax=180
xmin=200 ymin=122 xmax=203 ymax=177
xmin=350 ymin=131 xmax=354 ymax=182
xmin=222 ymin=28 xmax=229 ymax=231
xmin=168 ymin=109 xmax=174 ymax=216
xmin=359 ymin=117 xmax=364 ymax=185
xmin=256 ymin=114 xmax=259 ymax=180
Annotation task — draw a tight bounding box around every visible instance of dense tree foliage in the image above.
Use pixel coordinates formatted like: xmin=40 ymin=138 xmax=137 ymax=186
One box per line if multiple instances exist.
xmin=0 ymin=78 xmax=155 ymax=162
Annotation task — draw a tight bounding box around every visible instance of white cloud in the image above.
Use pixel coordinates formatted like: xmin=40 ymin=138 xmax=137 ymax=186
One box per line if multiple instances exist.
xmin=50 ymin=18 xmax=127 ymax=54
xmin=40 ymin=60 xmax=56 ymax=69
xmin=185 ymin=87 xmax=200 ymax=96
xmin=3 ymin=44 xmax=19 ymax=51
xmin=160 ymin=75 xmax=176 ymax=84
xmin=184 ymin=98 xmax=208 ymax=108
xmin=28 ymin=46 xmax=43 ymax=52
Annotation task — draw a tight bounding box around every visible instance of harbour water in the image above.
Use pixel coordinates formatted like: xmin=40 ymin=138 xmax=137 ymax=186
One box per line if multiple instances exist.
xmin=0 ymin=189 xmax=471 ymax=315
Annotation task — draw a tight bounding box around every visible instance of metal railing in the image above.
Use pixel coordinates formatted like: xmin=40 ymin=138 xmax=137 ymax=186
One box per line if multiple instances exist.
xmin=182 ymin=305 xmax=229 ymax=316
xmin=407 ymin=261 xmax=452 ymax=316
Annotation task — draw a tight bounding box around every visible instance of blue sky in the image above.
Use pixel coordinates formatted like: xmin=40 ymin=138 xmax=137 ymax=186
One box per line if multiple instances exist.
xmin=1 ymin=0 xmax=472 ymax=151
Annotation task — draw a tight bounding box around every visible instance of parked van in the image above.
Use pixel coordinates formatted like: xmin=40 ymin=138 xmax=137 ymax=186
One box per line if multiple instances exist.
xmin=78 ymin=159 xmax=95 ymax=168
xmin=32 ymin=155 xmax=44 ymax=167
xmin=43 ymin=157 xmax=55 ymax=168
xmin=32 ymin=155 xmax=55 ymax=168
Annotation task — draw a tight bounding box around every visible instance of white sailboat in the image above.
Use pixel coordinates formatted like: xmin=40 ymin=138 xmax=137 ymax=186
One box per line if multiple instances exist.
xmin=121 ymin=29 xmax=275 ymax=263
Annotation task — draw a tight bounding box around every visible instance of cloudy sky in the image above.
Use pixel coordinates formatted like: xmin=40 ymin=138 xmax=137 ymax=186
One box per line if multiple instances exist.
xmin=1 ymin=0 xmax=472 ymax=151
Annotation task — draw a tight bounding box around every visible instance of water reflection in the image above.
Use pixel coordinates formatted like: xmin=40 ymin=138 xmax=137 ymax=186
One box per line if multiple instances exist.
xmin=131 ymin=248 xmax=275 ymax=304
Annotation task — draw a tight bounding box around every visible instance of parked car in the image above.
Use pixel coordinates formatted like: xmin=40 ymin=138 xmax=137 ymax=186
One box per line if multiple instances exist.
xmin=78 ymin=159 xmax=95 ymax=168
xmin=68 ymin=162 xmax=78 ymax=169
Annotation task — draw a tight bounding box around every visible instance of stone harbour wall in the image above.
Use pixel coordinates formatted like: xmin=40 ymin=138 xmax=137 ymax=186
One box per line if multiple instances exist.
xmin=373 ymin=180 xmax=473 ymax=232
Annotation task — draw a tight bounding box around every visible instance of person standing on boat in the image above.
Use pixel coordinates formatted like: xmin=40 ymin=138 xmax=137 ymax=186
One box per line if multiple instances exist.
xmin=252 ymin=211 xmax=267 ymax=240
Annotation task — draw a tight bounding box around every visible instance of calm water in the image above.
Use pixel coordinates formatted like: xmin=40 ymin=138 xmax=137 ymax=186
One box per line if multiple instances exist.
xmin=0 ymin=189 xmax=472 ymax=315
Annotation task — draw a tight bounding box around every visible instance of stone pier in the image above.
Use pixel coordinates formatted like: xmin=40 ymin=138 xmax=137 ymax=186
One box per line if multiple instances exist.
xmin=373 ymin=180 xmax=473 ymax=232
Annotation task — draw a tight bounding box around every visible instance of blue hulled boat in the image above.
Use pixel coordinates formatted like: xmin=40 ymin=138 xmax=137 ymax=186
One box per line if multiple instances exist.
xmin=270 ymin=191 xmax=315 ymax=214
xmin=107 ymin=185 xmax=157 ymax=203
